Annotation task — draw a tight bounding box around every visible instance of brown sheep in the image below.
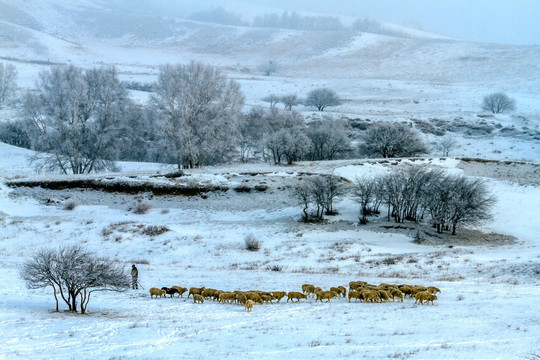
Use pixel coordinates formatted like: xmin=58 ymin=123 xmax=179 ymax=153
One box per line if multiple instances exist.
xmin=149 ymin=287 xmax=166 ymax=298
xmin=245 ymin=299 xmax=254 ymax=312
xmin=236 ymin=293 xmax=247 ymax=305
xmin=193 ymin=294 xmax=204 ymax=304
xmin=188 ymin=287 xmax=206 ymax=298
xmin=349 ymin=281 xmax=367 ymax=291
xmin=338 ymin=286 xmax=347 ymax=297
xmin=316 ymin=291 xmax=339 ymax=303
xmin=410 ymin=286 xmax=428 ymax=297
xmin=260 ymin=294 xmax=274 ymax=304
xmin=348 ymin=290 xmax=363 ymax=303
xmin=330 ymin=287 xmax=345 ymax=297
xmin=415 ymin=291 xmax=438 ymax=305
xmin=171 ymin=286 xmax=187 ymax=297
xmin=363 ymin=290 xmax=381 ymax=303
xmin=398 ymin=285 xmax=413 ymax=297
xmin=390 ymin=288 xmax=404 ymax=302
xmin=161 ymin=287 xmax=180 ymax=298
xmin=213 ymin=290 xmax=223 ymax=302
xmin=218 ymin=292 xmax=236 ymax=304
xmin=287 ymin=291 xmax=307 ymax=303
xmin=427 ymin=286 xmax=441 ymax=294
xmin=378 ymin=290 xmax=391 ymax=302
xmin=271 ymin=291 xmax=286 ymax=303
xmin=202 ymin=288 xmax=217 ymax=300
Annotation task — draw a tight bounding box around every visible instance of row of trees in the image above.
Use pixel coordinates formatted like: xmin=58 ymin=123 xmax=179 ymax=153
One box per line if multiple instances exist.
xmin=293 ymin=166 xmax=495 ymax=236
xmin=262 ymin=88 xmax=342 ymax=112
xmin=21 ymin=245 xmax=129 ymax=314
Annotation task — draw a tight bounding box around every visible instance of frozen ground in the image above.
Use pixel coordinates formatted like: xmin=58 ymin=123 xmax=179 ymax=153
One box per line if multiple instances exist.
xmin=0 ymin=143 xmax=539 ymax=359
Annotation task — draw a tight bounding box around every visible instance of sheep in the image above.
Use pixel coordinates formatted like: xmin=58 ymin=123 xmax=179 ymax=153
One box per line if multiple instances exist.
xmin=202 ymin=288 xmax=217 ymax=300
xmin=161 ymin=287 xmax=180 ymax=298
xmin=362 ymin=290 xmax=381 ymax=303
xmin=213 ymin=290 xmax=223 ymax=302
xmin=410 ymin=286 xmax=428 ymax=297
xmin=244 ymin=292 xmax=263 ymax=305
xmin=287 ymin=291 xmax=307 ymax=303
xmin=349 ymin=281 xmax=367 ymax=291
xmin=171 ymin=286 xmax=187 ymax=297
xmin=377 ymin=290 xmax=391 ymax=302
xmin=338 ymin=286 xmax=347 ymax=297
xmin=302 ymin=284 xmax=315 ymax=297
xmin=415 ymin=291 xmax=438 ymax=305
xmin=260 ymin=294 xmax=274 ymax=304
xmin=330 ymin=287 xmax=344 ymax=297
xmin=390 ymin=288 xmax=404 ymax=302
xmin=236 ymin=293 xmax=247 ymax=306
xmin=193 ymin=294 xmax=204 ymax=304
xmin=271 ymin=291 xmax=286 ymax=303
xmin=348 ymin=290 xmax=363 ymax=303
xmin=245 ymin=299 xmax=254 ymax=312
xmin=188 ymin=287 xmax=206 ymax=298
xmin=218 ymin=292 xmax=236 ymax=304
xmin=398 ymin=285 xmax=413 ymax=297
xmin=427 ymin=286 xmax=441 ymax=294
xmin=315 ymin=291 xmax=339 ymax=303
xmin=149 ymin=287 xmax=166 ymax=298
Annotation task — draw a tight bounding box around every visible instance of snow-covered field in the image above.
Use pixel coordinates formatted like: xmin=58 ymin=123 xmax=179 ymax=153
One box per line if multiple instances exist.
xmin=0 ymin=141 xmax=539 ymax=359
xmin=0 ymin=1 xmax=539 ymax=359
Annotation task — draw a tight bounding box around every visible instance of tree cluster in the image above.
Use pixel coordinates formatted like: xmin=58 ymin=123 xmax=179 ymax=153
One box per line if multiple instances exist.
xmin=352 ymin=167 xmax=495 ymax=235
xmin=239 ymin=107 xmax=352 ymax=164
xmin=252 ymin=11 xmax=345 ymax=31
xmin=292 ymin=175 xmax=348 ymax=222
xmin=358 ymin=121 xmax=427 ymax=158
xmin=20 ymin=245 xmax=130 ymax=314
xmin=0 ymin=62 xmax=18 ymax=107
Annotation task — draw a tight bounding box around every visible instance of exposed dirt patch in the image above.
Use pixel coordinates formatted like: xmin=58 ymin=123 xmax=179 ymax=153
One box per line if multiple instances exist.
xmin=457 ymin=158 xmax=540 ymax=186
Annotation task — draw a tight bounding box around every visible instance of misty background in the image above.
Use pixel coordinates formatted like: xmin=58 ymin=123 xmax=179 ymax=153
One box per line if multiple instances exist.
xmin=121 ymin=0 xmax=540 ymax=45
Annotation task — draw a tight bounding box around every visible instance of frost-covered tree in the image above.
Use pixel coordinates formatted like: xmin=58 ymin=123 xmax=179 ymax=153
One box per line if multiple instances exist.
xmin=279 ymin=94 xmax=302 ymax=111
xmin=358 ymin=122 xmax=427 ymax=158
xmin=20 ymin=245 xmax=130 ymax=314
xmin=262 ymin=94 xmax=280 ymax=108
xmin=0 ymin=62 xmax=18 ymax=106
xmin=306 ymin=118 xmax=351 ymax=160
xmin=152 ymin=62 xmax=245 ymax=168
xmin=304 ymin=88 xmax=342 ymax=111
xmin=22 ymin=66 xmax=129 ymax=174
xmin=482 ymin=92 xmax=516 ymax=114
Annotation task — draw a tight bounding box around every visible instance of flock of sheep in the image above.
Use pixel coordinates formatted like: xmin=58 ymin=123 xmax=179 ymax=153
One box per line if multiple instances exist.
xmin=148 ymin=281 xmax=440 ymax=311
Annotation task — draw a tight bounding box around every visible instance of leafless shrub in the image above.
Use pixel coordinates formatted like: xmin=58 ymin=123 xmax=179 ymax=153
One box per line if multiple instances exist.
xmin=382 ymin=256 xmax=403 ymax=266
xmin=133 ymin=201 xmax=152 ymax=215
xmin=244 ymin=234 xmax=261 ymax=251
xmin=268 ymin=265 xmax=283 ymax=272
xmin=63 ymin=201 xmax=77 ymax=211
xmin=129 ymin=259 xmax=150 ymax=265
xmin=141 ymin=225 xmax=170 ymax=236
xmin=456 ymin=295 xmax=465 ymax=301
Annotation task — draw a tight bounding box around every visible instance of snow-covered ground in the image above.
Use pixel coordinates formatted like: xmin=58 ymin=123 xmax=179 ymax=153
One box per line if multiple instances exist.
xmin=0 ymin=142 xmax=539 ymax=359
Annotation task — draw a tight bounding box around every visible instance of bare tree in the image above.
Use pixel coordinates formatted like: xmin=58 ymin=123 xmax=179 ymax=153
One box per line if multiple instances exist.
xmin=0 ymin=62 xmax=17 ymax=106
xmin=258 ymin=61 xmax=278 ymax=76
xmin=20 ymin=245 xmax=130 ymax=314
xmin=279 ymin=94 xmax=302 ymax=111
xmin=482 ymin=92 xmax=516 ymax=114
xmin=152 ymin=62 xmax=245 ymax=168
xmin=437 ymin=134 xmax=455 ymax=157
xmin=291 ymin=175 xmax=346 ymax=221
xmin=262 ymin=94 xmax=280 ymax=108
xmin=353 ymin=176 xmax=376 ymax=218
xmin=21 ymin=66 xmax=128 ymax=174
xmin=304 ymin=88 xmax=342 ymax=111
xmin=358 ymin=122 xmax=427 ymax=158
xmin=320 ymin=175 xmax=347 ymax=215
xmin=265 ymin=127 xmax=310 ymax=165
xmin=306 ymin=118 xmax=351 ymax=160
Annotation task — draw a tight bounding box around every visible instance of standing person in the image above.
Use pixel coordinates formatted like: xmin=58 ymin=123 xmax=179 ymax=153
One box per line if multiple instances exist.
xmin=131 ymin=264 xmax=139 ymax=290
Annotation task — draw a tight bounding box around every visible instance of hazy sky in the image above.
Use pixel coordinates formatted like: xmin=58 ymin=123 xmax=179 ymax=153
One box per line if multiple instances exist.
xmin=189 ymin=0 xmax=540 ymax=45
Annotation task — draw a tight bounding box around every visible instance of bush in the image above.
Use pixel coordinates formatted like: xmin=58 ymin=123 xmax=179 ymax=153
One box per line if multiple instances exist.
xmin=244 ymin=234 xmax=261 ymax=251
xmin=63 ymin=201 xmax=77 ymax=211
xmin=141 ymin=225 xmax=170 ymax=236
xmin=133 ymin=201 xmax=152 ymax=215
xmin=358 ymin=122 xmax=427 ymax=158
